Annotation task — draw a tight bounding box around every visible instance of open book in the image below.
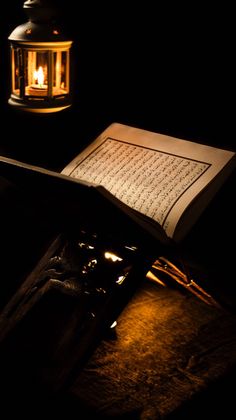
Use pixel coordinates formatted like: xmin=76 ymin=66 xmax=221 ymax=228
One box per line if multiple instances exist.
xmin=61 ymin=122 xmax=235 ymax=243
xmin=1 ymin=122 xmax=235 ymax=245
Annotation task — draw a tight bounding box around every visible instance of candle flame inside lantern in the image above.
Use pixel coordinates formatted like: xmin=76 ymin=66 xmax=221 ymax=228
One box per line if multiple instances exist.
xmin=33 ymin=66 xmax=45 ymax=87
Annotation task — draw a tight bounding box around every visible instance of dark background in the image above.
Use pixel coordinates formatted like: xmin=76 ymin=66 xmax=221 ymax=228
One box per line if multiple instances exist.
xmin=0 ymin=0 xmax=235 ymax=307
xmin=1 ymin=2 xmax=236 ymax=417
xmin=0 ymin=3 xmax=235 ymax=276
xmin=0 ymin=1 xmax=235 ymax=165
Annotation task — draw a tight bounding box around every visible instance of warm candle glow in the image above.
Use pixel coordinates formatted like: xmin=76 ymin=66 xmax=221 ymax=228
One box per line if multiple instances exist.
xmin=27 ymin=64 xmax=47 ymax=95
xmin=9 ymin=37 xmax=72 ymax=110
xmin=33 ymin=66 xmax=45 ymax=87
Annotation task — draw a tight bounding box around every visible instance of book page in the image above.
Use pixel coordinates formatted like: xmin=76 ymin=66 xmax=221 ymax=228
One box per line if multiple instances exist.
xmin=62 ymin=123 xmax=235 ymax=239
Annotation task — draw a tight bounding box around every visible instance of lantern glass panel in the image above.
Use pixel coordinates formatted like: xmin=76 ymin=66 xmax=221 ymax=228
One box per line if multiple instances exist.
xmin=24 ymin=50 xmax=48 ymax=97
xmin=53 ymin=50 xmax=69 ymax=95
xmin=12 ymin=48 xmax=20 ymax=96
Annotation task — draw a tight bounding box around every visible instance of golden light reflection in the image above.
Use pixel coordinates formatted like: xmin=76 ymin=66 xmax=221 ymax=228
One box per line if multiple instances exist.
xmin=146 ymin=270 xmax=166 ymax=287
xmin=116 ymin=275 xmax=126 ymax=285
xmin=104 ymin=252 xmax=123 ymax=262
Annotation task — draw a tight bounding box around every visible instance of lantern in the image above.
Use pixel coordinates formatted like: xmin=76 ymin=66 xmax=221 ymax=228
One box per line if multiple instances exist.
xmin=8 ymin=0 xmax=73 ymax=113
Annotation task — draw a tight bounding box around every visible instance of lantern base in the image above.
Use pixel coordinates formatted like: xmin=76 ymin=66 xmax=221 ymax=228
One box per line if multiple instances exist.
xmin=8 ymin=97 xmax=72 ymax=114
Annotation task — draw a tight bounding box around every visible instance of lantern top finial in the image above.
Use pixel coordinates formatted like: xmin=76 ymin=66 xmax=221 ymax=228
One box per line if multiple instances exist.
xmin=9 ymin=0 xmax=70 ymax=42
xmin=23 ymin=0 xmax=58 ymax=23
